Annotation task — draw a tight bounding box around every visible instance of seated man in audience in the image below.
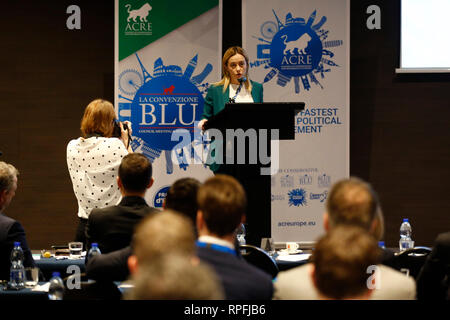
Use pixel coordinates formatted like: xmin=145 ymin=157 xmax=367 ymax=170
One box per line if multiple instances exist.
xmin=274 ymin=177 xmax=416 ymax=300
xmin=164 ymin=177 xmax=201 ymax=234
xmin=0 ymin=161 xmax=35 ymax=280
xmin=196 ymin=174 xmax=273 ymax=300
xmin=85 ymin=177 xmax=201 ymax=281
xmin=311 ymin=225 xmax=380 ymax=300
xmin=416 ymin=231 xmax=450 ymax=300
xmin=126 ymin=210 xmax=224 ymax=297
xmin=124 ymin=253 xmax=224 ymax=300
xmin=85 ymin=153 xmax=158 ymax=254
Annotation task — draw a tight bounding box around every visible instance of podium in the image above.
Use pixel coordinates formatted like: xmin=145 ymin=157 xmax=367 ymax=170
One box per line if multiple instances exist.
xmin=204 ymin=102 xmax=305 ymax=246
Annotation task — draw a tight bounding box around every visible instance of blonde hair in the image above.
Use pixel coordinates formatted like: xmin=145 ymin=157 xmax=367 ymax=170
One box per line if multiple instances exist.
xmin=80 ymin=99 xmax=116 ymax=138
xmin=132 ymin=210 xmax=196 ymax=264
xmin=214 ymin=46 xmax=252 ymax=93
xmin=0 ymin=161 xmax=19 ymax=192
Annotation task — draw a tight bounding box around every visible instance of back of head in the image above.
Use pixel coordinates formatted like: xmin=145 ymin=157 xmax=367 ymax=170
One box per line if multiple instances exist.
xmin=119 ymin=153 xmax=152 ymax=193
xmin=312 ymin=225 xmax=380 ymax=300
xmin=0 ymin=161 xmax=18 ymax=193
xmin=80 ymin=99 xmax=116 ymax=138
xmin=132 ymin=210 xmax=196 ymax=264
xmin=197 ymin=174 xmax=247 ymax=237
xmin=125 ymin=253 xmax=224 ymax=300
xmin=165 ymin=177 xmax=201 ymax=226
xmin=326 ymin=177 xmax=379 ymax=230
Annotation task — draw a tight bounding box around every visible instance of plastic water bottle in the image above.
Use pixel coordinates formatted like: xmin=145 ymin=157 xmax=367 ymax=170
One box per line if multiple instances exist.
xmin=236 ymin=223 xmax=246 ymax=246
xmin=9 ymin=242 xmax=25 ymax=290
xmin=88 ymin=243 xmax=101 ymax=259
xmin=399 ymin=218 xmax=413 ymax=250
xmin=48 ymin=272 xmax=64 ymax=300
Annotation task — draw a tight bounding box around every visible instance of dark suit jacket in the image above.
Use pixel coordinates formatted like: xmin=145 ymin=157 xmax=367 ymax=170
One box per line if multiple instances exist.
xmin=85 ymin=196 xmax=158 ymax=254
xmin=197 ymin=245 xmax=273 ymax=300
xmin=0 ymin=213 xmax=35 ymax=280
xmin=416 ymin=231 xmax=450 ymax=300
xmin=86 ymin=246 xmax=131 ymax=282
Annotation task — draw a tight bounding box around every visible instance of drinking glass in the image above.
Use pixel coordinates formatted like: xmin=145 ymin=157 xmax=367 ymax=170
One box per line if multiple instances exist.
xmin=68 ymin=242 xmax=83 ymax=259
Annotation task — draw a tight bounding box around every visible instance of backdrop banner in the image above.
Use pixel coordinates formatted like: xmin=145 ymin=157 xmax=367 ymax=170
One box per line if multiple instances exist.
xmin=243 ymin=0 xmax=350 ymax=243
xmin=115 ymin=0 xmax=221 ymax=207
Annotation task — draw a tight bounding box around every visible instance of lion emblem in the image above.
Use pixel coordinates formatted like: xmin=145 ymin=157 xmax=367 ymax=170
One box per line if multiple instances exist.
xmin=125 ymin=3 xmax=152 ymax=22
xmin=281 ymin=34 xmax=311 ymax=55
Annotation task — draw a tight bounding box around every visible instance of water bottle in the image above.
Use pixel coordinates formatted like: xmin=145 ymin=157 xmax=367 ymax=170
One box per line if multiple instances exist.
xmin=88 ymin=243 xmax=101 ymax=259
xmin=236 ymin=223 xmax=246 ymax=246
xmin=399 ymin=218 xmax=413 ymax=250
xmin=9 ymin=242 xmax=25 ymax=290
xmin=48 ymin=272 xmax=64 ymax=300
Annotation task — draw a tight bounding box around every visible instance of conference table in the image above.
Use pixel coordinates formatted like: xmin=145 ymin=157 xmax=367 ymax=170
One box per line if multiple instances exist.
xmin=33 ymin=253 xmax=86 ymax=281
xmin=0 ymin=248 xmax=310 ymax=299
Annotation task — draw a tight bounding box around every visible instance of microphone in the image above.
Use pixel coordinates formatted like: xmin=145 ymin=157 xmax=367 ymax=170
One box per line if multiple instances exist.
xmin=229 ymin=76 xmax=247 ymax=103
xmin=238 ymin=76 xmax=247 ymax=83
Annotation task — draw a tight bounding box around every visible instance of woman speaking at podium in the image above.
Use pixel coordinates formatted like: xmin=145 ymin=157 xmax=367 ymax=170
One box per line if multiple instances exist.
xmin=198 ymin=46 xmax=263 ymax=173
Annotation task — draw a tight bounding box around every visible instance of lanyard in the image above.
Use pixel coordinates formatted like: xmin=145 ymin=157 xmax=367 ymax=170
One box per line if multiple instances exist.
xmin=196 ymin=241 xmax=238 ymax=257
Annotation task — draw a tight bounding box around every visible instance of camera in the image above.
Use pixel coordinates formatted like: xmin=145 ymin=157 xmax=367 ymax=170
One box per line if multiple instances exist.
xmin=112 ymin=121 xmax=129 ymax=138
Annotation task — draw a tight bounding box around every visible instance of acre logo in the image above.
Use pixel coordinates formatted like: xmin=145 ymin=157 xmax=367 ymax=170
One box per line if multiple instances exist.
xmin=252 ymin=9 xmax=343 ymax=94
xmin=288 ymin=188 xmax=307 ymax=207
xmin=124 ymin=2 xmax=153 ymax=35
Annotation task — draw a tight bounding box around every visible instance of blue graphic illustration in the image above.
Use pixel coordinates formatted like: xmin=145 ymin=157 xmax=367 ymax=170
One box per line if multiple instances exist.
xmin=252 ymin=9 xmax=343 ymax=93
xmin=119 ymin=69 xmax=143 ymax=96
xmin=118 ymin=52 xmax=212 ymax=174
xmin=153 ymin=186 xmax=170 ymax=208
xmin=288 ymin=188 xmax=307 ymax=207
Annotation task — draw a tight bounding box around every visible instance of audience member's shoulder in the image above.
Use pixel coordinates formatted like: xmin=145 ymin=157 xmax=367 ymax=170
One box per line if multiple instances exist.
xmin=277 ymin=262 xmax=311 ymax=280
xmin=0 ymin=213 xmax=15 ymax=225
xmin=88 ymin=207 xmax=115 ymax=221
xmin=372 ymin=265 xmax=416 ymax=300
xmin=378 ymin=264 xmax=415 ymax=282
xmin=0 ymin=215 xmax=23 ymax=233
xmin=241 ymin=259 xmax=273 ymax=282
xmin=436 ymin=231 xmax=450 ymax=245
xmin=273 ymin=263 xmax=316 ymax=300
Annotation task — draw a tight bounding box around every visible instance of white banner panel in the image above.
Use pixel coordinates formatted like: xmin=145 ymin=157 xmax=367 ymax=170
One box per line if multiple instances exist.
xmin=243 ymin=0 xmax=349 ymax=243
xmin=115 ymin=1 xmax=221 ymax=207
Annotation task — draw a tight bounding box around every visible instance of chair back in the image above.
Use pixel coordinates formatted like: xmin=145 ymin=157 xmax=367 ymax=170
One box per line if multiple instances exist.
xmin=239 ymin=244 xmax=279 ymax=279
xmin=394 ymin=246 xmax=432 ymax=278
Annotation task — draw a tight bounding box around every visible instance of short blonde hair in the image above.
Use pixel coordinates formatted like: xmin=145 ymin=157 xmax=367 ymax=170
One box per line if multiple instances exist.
xmin=0 ymin=161 xmax=19 ymax=192
xmin=132 ymin=210 xmax=196 ymax=264
xmin=80 ymin=99 xmax=116 ymax=138
xmin=312 ymin=225 xmax=380 ymax=299
xmin=326 ymin=177 xmax=379 ymax=230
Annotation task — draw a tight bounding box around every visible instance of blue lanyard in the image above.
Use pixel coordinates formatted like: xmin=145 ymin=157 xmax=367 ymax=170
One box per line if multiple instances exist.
xmin=196 ymin=241 xmax=238 ymax=257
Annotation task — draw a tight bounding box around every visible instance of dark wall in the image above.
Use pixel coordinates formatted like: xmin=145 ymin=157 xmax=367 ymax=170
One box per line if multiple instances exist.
xmin=0 ymin=1 xmax=114 ymax=249
xmin=350 ymin=0 xmax=450 ymax=246
xmin=0 ymin=0 xmax=448 ymax=250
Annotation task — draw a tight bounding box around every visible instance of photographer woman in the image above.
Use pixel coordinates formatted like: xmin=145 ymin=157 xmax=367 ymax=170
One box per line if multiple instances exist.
xmin=67 ymin=99 xmax=132 ymax=244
